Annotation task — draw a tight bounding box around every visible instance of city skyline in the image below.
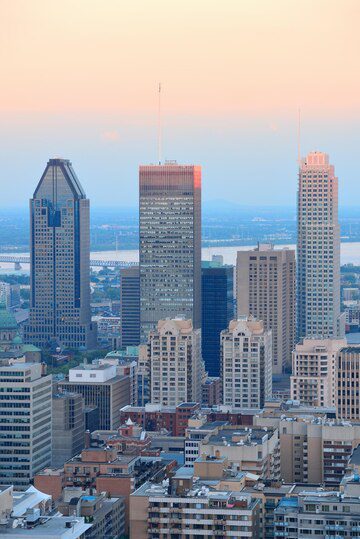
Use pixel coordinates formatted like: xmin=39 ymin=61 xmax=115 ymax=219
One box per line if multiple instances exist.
xmin=1 ymin=1 xmax=360 ymax=206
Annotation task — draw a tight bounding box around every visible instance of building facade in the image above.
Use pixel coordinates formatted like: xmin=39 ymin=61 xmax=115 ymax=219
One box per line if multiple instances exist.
xmin=58 ymin=363 xmax=130 ymax=430
xmin=0 ymin=362 xmax=52 ymax=489
xmin=337 ymin=345 xmax=360 ymax=420
xmin=139 ymin=163 xmax=201 ymax=341
xmin=297 ymin=151 xmax=345 ymax=340
xmin=120 ymin=266 xmax=140 ymax=347
xmin=24 ymin=158 xmax=96 ymax=350
xmin=148 ymin=319 xmax=202 ymax=406
xmin=52 ymin=391 xmax=85 ymax=468
xmin=236 ymin=243 xmax=295 ymax=374
xmin=202 ymin=259 xmax=234 ymax=377
xmin=290 ymin=338 xmax=346 ymax=408
xmin=221 ymin=317 xmax=272 ymax=409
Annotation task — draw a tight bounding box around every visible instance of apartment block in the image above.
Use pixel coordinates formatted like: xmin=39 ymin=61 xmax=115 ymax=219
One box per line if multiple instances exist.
xmin=290 ymin=338 xmax=346 ymax=407
xmin=221 ymin=317 xmax=272 ymax=410
xmin=148 ymin=319 xmax=202 ymax=406
xmin=337 ymin=345 xmax=360 ymax=420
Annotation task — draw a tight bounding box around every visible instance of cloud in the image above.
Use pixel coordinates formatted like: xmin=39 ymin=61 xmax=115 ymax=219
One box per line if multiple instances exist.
xmin=100 ymin=129 xmax=120 ymax=142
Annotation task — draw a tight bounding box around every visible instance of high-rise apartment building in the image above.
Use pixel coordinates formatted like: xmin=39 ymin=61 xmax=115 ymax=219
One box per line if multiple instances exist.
xmin=120 ymin=266 xmax=140 ymax=347
xmin=290 ymin=338 xmax=346 ymax=408
xmin=237 ymin=244 xmax=295 ymax=374
xmin=337 ymin=345 xmax=360 ymax=420
xmin=148 ymin=318 xmax=202 ymax=406
xmin=221 ymin=317 xmax=272 ymax=409
xmin=0 ymin=362 xmax=52 ymax=489
xmin=201 ymin=258 xmax=234 ymax=377
xmin=139 ymin=163 xmax=201 ymax=341
xmin=297 ymin=151 xmax=345 ymax=340
xmin=24 ymin=158 xmax=97 ymax=350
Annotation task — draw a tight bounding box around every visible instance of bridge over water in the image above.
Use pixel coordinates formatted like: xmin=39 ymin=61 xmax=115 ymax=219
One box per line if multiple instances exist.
xmin=0 ymin=255 xmax=137 ymax=269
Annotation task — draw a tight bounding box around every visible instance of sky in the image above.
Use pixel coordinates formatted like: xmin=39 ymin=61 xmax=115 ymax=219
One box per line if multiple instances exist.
xmin=1 ymin=0 xmax=360 ymax=207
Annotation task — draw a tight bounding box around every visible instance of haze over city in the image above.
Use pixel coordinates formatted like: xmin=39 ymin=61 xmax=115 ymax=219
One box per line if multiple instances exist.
xmin=1 ymin=0 xmax=360 ymax=207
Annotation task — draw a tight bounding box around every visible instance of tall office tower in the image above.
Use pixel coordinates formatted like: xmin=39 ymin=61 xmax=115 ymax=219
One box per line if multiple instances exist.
xmin=0 ymin=362 xmax=52 ymax=489
xmin=120 ymin=266 xmax=140 ymax=346
xmin=297 ymin=151 xmax=345 ymax=340
xmin=24 ymin=158 xmax=97 ymax=350
xmin=221 ymin=317 xmax=272 ymax=409
xmin=336 ymin=345 xmax=360 ymax=420
xmin=290 ymin=338 xmax=346 ymax=408
xmin=202 ymin=259 xmax=234 ymax=376
xmin=139 ymin=163 xmax=201 ymax=342
xmin=52 ymin=391 xmax=85 ymax=468
xmin=237 ymin=244 xmax=295 ymax=374
xmin=148 ymin=318 xmax=202 ymax=406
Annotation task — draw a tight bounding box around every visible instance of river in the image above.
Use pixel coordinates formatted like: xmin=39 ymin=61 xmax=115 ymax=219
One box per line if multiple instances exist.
xmin=1 ymin=242 xmax=360 ymax=274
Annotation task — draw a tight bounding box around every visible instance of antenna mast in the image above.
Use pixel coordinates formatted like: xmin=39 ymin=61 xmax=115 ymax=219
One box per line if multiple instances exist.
xmin=297 ymin=107 xmax=301 ymax=166
xmin=158 ymin=83 xmax=162 ymax=165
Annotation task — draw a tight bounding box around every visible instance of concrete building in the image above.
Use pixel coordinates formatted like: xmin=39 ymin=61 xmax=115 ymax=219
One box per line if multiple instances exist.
xmin=148 ymin=319 xmax=202 ymax=406
xmin=58 ymin=363 xmax=130 ymax=429
xmin=221 ymin=317 xmax=272 ymax=409
xmin=130 ymin=457 xmax=261 ymax=539
xmin=99 ymin=348 xmax=139 ymax=406
xmin=139 ymin=163 xmax=201 ymax=341
xmin=24 ymin=158 xmax=97 ymax=350
xmin=256 ymin=413 xmax=360 ymax=486
xmin=52 ymin=391 xmax=85 ymax=468
xmin=201 ymin=376 xmax=221 ymax=406
xmin=58 ymin=491 xmax=126 ymax=539
xmin=0 ymin=362 xmax=52 ymax=489
xmin=273 ymin=480 xmax=360 ymax=538
xmin=120 ymin=266 xmax=140 ymax=347
xmin=337 ymin=345 xmax=360 ymax=420
xmin=198 ymin=425 xmax=280 ymax=480
xmin=236 ymin=243 xmax=295 ymax=374
xmin=201 ymin=258 xmax=234 ymax=377
xmin=290 ymin=338 xmax=346 ymax=407
xmin=297 ymin=151 xmax=345 ymax=340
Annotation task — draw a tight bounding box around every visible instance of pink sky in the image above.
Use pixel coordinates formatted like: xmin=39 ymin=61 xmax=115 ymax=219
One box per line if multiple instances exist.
xmin=1 ymin=0 xmax=360 ymax=115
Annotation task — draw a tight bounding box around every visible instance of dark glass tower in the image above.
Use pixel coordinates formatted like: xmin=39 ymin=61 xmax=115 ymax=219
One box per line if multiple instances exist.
xmin=202 ymin=260 xmax=234 ymax=376
xmin=139 ymin=163 xmax=201 ymax=342
xmin=120 ymin=266 xmax=140 ymax=346
xmin=24 ymin=158 xmax=97 ymax=350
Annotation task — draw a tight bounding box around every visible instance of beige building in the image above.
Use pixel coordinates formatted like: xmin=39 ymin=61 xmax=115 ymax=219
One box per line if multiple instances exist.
xmin=337 ymin=345 xmax=360 ymax=420
xmin=148 ymin=318 xmax=202 ymax=406
xmin=221 ymin=317 xmax=272 ymax=409
xmin=297 ymin=151 xmax=345 ymax=340
xmin=290 ymin=338 xmax=346 ymax=407
xmin=199 ymin=425 xmax=280 ymax=480
xmin=130 ymin=456 xmax=261 ymax=539
xmin=236 ymin=244 xmax=295 ymax=374
xmin=255 ymin=412 xmax=360 ymax=486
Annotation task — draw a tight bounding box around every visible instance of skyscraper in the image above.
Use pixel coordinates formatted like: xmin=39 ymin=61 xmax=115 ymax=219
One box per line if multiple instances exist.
xmin=120 ymin=266 xmax=140 ymax=346
xmin=221 ymin=317 xmax=272 ymax=409
xmin=202 ymin=258 xmax=234 ymax=376
xmin=297 ymin=151 xmax=345 ymax=340
xmin=236 ymin=244 xmax=295 ymax=374
xmin=24 ymin=158 xmax=97 ymax=350
xmin=139 ymin=163 xmax=201 ymax=341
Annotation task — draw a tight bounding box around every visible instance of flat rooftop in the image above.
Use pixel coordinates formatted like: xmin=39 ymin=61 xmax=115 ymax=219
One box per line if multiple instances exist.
xmin=0 ymin=517 xmax=91 ymax=537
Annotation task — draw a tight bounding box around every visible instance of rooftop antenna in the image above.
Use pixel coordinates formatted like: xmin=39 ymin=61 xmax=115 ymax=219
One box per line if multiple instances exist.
xmin=157 ymin=83 xmax=162 ymax=165
xmin=297 ymin=107 xmax=301 ymax=166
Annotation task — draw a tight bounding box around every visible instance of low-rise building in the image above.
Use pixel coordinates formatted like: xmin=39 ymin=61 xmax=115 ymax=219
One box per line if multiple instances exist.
xmin=130 ymin=456 xmax=261 ymax=539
